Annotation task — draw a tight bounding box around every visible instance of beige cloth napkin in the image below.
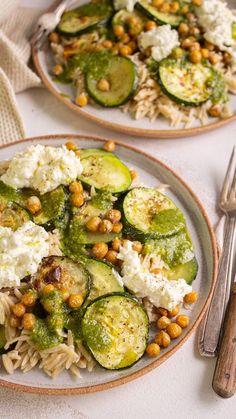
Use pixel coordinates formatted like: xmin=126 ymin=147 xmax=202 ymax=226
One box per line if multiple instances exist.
xmin=0 ymin=0 xmax=42 ymax=144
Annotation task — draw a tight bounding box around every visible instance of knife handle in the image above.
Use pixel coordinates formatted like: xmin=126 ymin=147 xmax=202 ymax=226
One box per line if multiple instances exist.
xmin=212 ymin=284 xmax=236 ymax=398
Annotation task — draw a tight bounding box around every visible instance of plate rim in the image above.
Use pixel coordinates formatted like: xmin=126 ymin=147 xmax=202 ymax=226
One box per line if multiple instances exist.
xmin=32 ymin=0 xmax=236 ymax=139
xmin=0 ymin=134 xmax=218 ymax=395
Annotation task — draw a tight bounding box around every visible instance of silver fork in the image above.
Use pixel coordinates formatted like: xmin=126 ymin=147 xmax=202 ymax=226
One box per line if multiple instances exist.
xmin=30 ymin=0 xmax=78 ymax=50
xmin=199 ymin=146 xmax=236 ymax=357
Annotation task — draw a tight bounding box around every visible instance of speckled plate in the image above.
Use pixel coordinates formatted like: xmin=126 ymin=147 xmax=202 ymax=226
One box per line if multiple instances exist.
xmin=0 ymin=134 xmax=218 ymax=394
xmin=32 ymin=0 xmax=236 ymax=139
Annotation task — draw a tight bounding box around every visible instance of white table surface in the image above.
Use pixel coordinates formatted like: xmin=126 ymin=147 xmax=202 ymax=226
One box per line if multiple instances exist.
xmin=1 ymin=1 xmax=236 ymax=418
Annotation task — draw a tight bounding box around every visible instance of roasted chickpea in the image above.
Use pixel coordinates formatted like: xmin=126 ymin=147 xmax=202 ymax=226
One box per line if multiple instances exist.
xmin=154 ymin=330 xmax=171 ymax=348
xmin=113 ymin=25 xmax=125 ymax=38
xmin=208 ymin=53 xmax=219 ymax=65
xmin=178 ymin=22 xmax=189 ymax=36
xmin=75 ymin=93 xmax=88 ymax=107
xmin=112 ymin=222 xmax=123 ymax=233
xmin=181 ymin=38 xmax=193 ymax=49
xmin=129 ymin=26 xmax=142 ymax=37
xmin=91 ymin=242 xmax=108 ymax=259
xmin=127 ymin=16 xmax=139 ymax=26
xmin=127 ymin=41 xmax=138 ymax=53
xmin=130 ymin=169 xmax=138 ymax=180
xmin=204 ymin=40 xmax=215 ymax=51
xmin=12 ymin=303 xmax=26 ymax=318
xmin=27 ymin=196 xmax=41 ymax=215
xmin=132 ymin=241 xmax=143 ymax=254
xmin=176 ymin=315 xmax=189 ymax=328
xmin=60 ymin=288 xmax=70 ymax=301
xmin=22 ymin=313 xmax=36 ymax=330
xmin=208 ymin=104 xmax=222 ymax=118
xmin=189 ymin=49 xmax=202 ymax=63
xmin=158 ymin=307 xmax=168 ymax=317
xmin=69 ymin=181 xmax=83 ymax=194
xmin=168 ymin=304 xmax=180 ymax=318
xmin=68 ymin=294 xmax=83 ymax=309
xmin=160 ymin=2 xmax=170 ymax=13
xmin=97 ymin=79 xmax=110 ymax=92
xmin=43 ymin=284 xmax=55 ymax=295
xmin=146 ymin=343 xmax=161 ymax=357
xmin=102 ymin=40 xmax=113 ymax=48
xmin=201 ymin=48 xmax=210 ymax=58
xmin=98 ymin=219 xmax=113 ymax=234
xmin=120 ymin=45 xmax=132 ymax=56
xmin=105 ymin=250 xmax=118 ymax=265
xmin=112 ymin=238 xmax=122 ymax=251
xmin=184 ymin=291 xmax=198 ymax=304
xmin=192 ymin=0 xmax=202 ymax=6
xmin=65 ymin=141 xmax=77 ymax=151
xmin=121 ymin=34 xmax=131 ymax=44
xmin=182 ymin=4 xmax=189 ymax=14
xmin=70 ymin=193 xmax=84 ymax=207
xmin=49 ymin=32 xmax=60 ymax=44
xmin=223 ymin=52 xmax=232 ymax=65
xmin=104 ymin=140 xmax=116 ymax=152
xmin=186 ymin=12 xmax=195 ymax=22
xmin=166 ymin=323 xmax=182 ymax=339
xmin=190 ymin=42 xmax=201 ymax=51
xmin=157 ymin=315 xmax=171 ymax=330
xmin=106 ymin=209 xmax=121 ymax=224
xmin=9 ymin=316 xmax=21 ymax=328
xmin=52 ymin=64 xmax=63 ymax=76
xmin=21 ymin=292 xmax=36 ymax=308
xmin=145 ymin=21 xmax=156 ymax=31
xmin=170 ymin=1 xmax=180 ymax=13
xmin=85 ymin=216 xmax=101 ymax=232
xmin=152 ymin=0 xmax=164 ymax=7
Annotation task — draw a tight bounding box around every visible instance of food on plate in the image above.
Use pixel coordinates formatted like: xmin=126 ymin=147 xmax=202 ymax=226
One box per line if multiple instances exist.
xmin=48 ymin=0 xmax=236 ymax=128
xmin=0 ymin=141 xmax=198 ymax=379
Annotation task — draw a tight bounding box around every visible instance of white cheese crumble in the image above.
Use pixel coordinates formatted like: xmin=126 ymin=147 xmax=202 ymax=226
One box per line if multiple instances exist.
xmin=113 ymin=0 xmax=138 ymax=12
xmin=0 ymin=222 xmax=49 ymax=289
xmin=195 ymin=0 xmax=236 ymax=52
xmin=118 ymin=241 xmax=192 ymax=311
xmin=1 ymin=145 xmax=83 ymax=195
xmin=138 ymin=25 xmax=180 ymax=62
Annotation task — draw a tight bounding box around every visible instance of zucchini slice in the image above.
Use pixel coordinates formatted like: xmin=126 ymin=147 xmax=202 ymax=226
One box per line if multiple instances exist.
xmin=112 ymin=9 xmax=146 ymax=32
xmin=0 ymin=202 xmax=30 ymax=231
xmin=85 ymin=56 xmax=137 ymax=107
xmin=82 ymin=293 xmax=148 ymax=369
xmin=0 ymin=180 xmax=25 ymax=207
xmin=163 ymin=257 xmax=198 ymax=284
xmin=85 ymin=259 xmax=124 ymax=303
xmin=57 ymin=0 xmax=113 ymax=36
xmin=123 ymin=187 xmax=186 ymax=239
xmin=33 ymin=186 xmax=68 ymax=230
xmin=158 ymin=58 xmax=215 ymax=106
xmin=80 ymin=149 xmax=132 ymax=193
xmin=33 ymin=256 xmax=90 ymax=300
xmin=232 ymin=22 xmax=236 ymax=40
xmin=135 ymin=0 xmax=182 ymax=27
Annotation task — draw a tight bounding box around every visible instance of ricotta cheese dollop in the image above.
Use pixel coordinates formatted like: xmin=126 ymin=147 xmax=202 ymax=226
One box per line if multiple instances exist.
xmin=118 ymin=241 xmax=192 ymax=311
xmin=195 ymin=0 xmax=236 ymax=52
xmin=113 ymin=0 xmax=137 ymax=12
xmin=0 ymin=221 xmax=49 ymax=289
xmin=138 ymin=25 xmax=180 ymax=62
xmin=1 ymin=145 xmax=83 ymax=194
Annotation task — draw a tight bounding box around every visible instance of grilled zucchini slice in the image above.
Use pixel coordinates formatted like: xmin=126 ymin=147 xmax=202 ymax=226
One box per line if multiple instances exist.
xmin=136 ymin=0 xmax=182 ymax=27
xmin=123 ymin=187 xmax=186 ymax=239
xmin=158 ymin=58 xmax=215 ymax=106
xmin=32 ymin=186 xmax=68 ymax=230
xmin=0 ymin=202 xmax=30 ymax=231
xmin=82 ymin=293 xmax=148 ymax=369
xmin=80 ymin=149 xmax=132 ymax=193
xmin=57 ymin=0 xmax=113 ymax=36
xmin=112 ymin=9 xmax=146 ymax=33
xmin=232 ymin=22 xmax=236 ymax=40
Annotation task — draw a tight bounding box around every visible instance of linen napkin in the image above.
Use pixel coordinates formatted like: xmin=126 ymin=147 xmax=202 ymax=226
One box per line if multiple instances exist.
xmin=0 ymin=0 xmax=42 ymax=144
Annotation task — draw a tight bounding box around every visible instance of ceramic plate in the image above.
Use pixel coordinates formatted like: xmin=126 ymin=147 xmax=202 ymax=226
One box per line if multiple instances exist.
xmin=32 ymin=0 xmax=236 ymax=139
xmin=0 ymin=135 xmax=217 ymax=394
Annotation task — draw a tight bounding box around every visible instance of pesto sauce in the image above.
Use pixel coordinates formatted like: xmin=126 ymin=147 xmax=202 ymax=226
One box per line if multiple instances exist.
xmin=90 ymin=190 xmax=113 ymax=210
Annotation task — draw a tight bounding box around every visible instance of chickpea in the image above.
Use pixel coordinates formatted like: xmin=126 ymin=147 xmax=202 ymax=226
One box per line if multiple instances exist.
xmin=91 ymin=242 xmax=108 ymax=259
xmin=158 ymin=307 xmax=168 ymax=317
xmin=146 ymin=343 xmax=161 ymax=357
xmin=120 ymin=45 xmax=132 ymax=56
xmin=189 ymin=49 xmax=202 ymax=63
xmin=145 ymin=21 xmax=156 ymax=31
xmin=60 ymin=288 xmax=70 ymax=301
xmin=52 ymin=64 xmax=63 ymax=76
xmin=129 ymin=25 xmax=142 ymax=37
xmin=70 ymin=193 xmax=84 ymax=207
xmin=168 ymin=304 xmax=180 ymax=318
xmin=178 ymin=22 xmax=189 ymax=36
xmin=223 ymin=52 xmax=232 ymax=65
xmin=69 ymin=181 xmax=83 ymax=194
xmin=190 ymin=42 xmax=201 ymax=52
xmin=112 ymin=222 xmax=123 ymax=234
xmin=75 ymin=93 xmax=88 ymax=107
xmin=105 ymin=250 xmax=118 ymax=265
xmin=12 ymin=303 xmax=26 ymax=318
xmin=98 ymin=219 xmax=113 ymax=234
xmin=97 ymin=79 xmax=110 ymax=92
xmin=204 ymin=40 xmax=215 ymax=51
xmin=43 ymin=284 xmax=55 ymax=295
xmin=102 ymin=40 xmax=113 ymax=49
xmin=184 ymin=290 xmax=198 ymax=304
xmin=85 ymin=216 xmax=101 ymax=232
xmin=182 ymin=4 xmax=189 ymax=14
xmin=68 ymin=294 xmax=83 ymax=309
xmin=121 ymin=34 xmax=131 ymax=44
xmin=127 ymin=41 xmax=138 ymax=53
xmin=160 ymin=2 xmax=170 ymax=13
xmin=113 ymin=25 xmax=125 ymax=38
xmin=65 ymin=141 xmax=77 ymax=151
xmin=176 ymin=315 xmax=189 ymax=329
xmin=127 ymin=16 xmax=139 ymax=26
xmin=181 ymin=38 xmax=193 ymax=49
xmin=172 ymin=47 xmax=184 ymax=59
xmin=132 ymin=241 xmax=143 ymax=254
xmin=170 ymin=1 xmax=180 ymax=13
xmin=49 ymin=32 xmax=60 ymax=44
xmin=154 ymin=330 xmax=171 ymax=348
xmin=9 ymin=316 xmax=21 ymax=328
xmin=166 ymin=323 xmax=182 ymax=339
xmin=130 ymin=169 xmax=138 ymax=180
xmin=22 ymin=313 xmax=36 ymax=330
xmin=201 ymin=48 xmax=210 ymax=58
xmin=208 ymin=53 xmax=219 ymax=65
xmin=112 ymin=238 xmax=122 ymax=251
xmin=152 ymin=0 xmax=164 ymax=7
xmin=186 ymin=12 xmax=195 ymax=22
xmin=208 ymin=104 xmax=222 ymax=118
xmin=21 ymin=292 xmax=37 ymax=308
xmin=189 ymin=27 xmax=200 ymax=37
xmin=192 ymin=0 xmax=202 ymax=6
xmin=104 ymin=140 xmax=116 ymax=152
xmin=106 ymin=209 xmax=121 ymax=223
xmin=157 ymin=315 xmax=171 ymax=330
xmin=27 ymin=196 xmax=41 ymax=215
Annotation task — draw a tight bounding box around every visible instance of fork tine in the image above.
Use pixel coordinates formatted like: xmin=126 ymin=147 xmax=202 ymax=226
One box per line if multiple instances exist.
xmin=229 ymin=166 xmax=236 ymax=200
xmin=220 ymin=146 xmax=236 ymax=203
xmin=38 ymin=31 xmax=50 ymax=51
